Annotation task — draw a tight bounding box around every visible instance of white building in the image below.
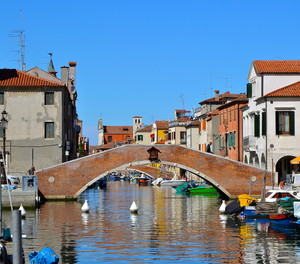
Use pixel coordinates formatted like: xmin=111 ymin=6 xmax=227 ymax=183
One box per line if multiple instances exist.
xmin=243 ymin=60 xmax=300 ymax=184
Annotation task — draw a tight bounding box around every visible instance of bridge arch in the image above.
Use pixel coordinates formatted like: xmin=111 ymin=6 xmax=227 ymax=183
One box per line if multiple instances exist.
xmin=36 ymin=145 xmax=271 ymax=200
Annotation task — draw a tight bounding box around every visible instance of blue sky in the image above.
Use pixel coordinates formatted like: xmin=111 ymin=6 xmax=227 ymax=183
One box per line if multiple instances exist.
xmin=1 ymin=1 xmax=300 ymax=145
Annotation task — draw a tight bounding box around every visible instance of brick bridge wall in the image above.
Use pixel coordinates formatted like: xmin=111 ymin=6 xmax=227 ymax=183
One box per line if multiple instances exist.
xmin=36 ymin=145 xmax=271 ymax=199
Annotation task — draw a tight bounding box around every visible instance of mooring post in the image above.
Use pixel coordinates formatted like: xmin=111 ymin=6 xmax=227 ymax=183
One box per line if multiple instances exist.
xmin=12 ymin=210 xmax=23 ymax=264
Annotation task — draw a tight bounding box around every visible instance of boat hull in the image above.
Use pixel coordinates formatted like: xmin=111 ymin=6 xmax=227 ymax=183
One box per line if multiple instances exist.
xmin=160 ymin=180 xmax=186 ymax=187
xmin=187 ymin=186 xmax=218 ymax=196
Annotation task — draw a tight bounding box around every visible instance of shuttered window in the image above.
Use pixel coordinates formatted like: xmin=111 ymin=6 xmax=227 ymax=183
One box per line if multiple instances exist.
xmin=247 ymin=83 xmax=252 ymax=98
xmin=262 ymin=111 xmax=266 ymax=136
xmin=45 ymin=122 xmax=54 ymax=138
xmin=276 ymin=111 xmax=295 ymax=135
xmin=45 ymin=92 xmax=54 ymax=105
xmin=0 ymin=92 xmax=4 ymax=105
xmin=254 ymin=114 xmax=260 ymax=137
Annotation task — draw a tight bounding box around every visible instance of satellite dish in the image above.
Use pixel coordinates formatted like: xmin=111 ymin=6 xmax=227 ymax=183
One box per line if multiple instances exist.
xmin=71 ymin=85 xmax=76 ymax=94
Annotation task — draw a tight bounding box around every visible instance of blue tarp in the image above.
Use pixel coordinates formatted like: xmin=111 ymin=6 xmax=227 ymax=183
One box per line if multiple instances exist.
xmin=29 ymin=247 xmax=59 ymax=264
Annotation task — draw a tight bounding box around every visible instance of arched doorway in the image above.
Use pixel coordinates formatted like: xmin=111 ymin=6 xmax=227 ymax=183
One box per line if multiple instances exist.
xmin=276 ymin=155 xmax=295 ymax=184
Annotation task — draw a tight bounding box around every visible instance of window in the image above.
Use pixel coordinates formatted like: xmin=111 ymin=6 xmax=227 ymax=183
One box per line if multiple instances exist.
xmin=137 ymin=135 xmax=143 ymax=141
xmin=108 ymin=136 xmax=112 ymax=142
xmin=180 ymin=131 xmax=186 ymax=140
xmin=228 ymin=132 xmax=236 ymax=147
xmin=45 ymin=122 xmax=54 ymax=138
xmin=45 ymin=92 xmax=54 ymax=105
xmin=262 ymin=111 xmax=266 ymax=136
xmin=276 ymin=111 xmax=295 ymax=135
xmin=0 ymin=92 xmax=4 ymax=105
xmin=254 ymin=114 xmax=260 ymax=137
xmin=247 ymin=83 xmax=252 ymax=98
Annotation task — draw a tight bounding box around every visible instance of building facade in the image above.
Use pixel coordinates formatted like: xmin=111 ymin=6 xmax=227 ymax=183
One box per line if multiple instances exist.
xmin=0 ymin=67 xmax=78 ymax=176
xmin=243 ymin=60 xmax=300 ymax=184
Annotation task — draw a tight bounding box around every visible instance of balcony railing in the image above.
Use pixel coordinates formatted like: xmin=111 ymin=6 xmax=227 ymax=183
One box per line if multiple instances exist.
xmin=243 ymin=136 xmax=256 ymax=151
xmin=180 ymin=138 xmax=187 ymax=144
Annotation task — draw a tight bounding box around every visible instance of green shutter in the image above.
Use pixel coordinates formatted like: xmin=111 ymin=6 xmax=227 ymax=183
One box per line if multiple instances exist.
xmin=262 ymin=111 xmax=266 ymax=136
xmin=227 ymin=133 xmax=230 ymax=147
xmin=275 ymin=112 xmax=279 ymax=135
xmin=254 ymin=114 xmax=260 ymax=137
xmin=232 ymin=132 xmax=236 ymax=147
xmin=247 ymin=83 xmax=252 ymax=98
xmin=290 ymin=111 xmax=295 ymax=135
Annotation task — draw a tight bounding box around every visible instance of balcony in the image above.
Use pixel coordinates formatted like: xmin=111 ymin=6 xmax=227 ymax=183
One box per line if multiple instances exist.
xmin=180 ymin=138 xmax=187 ymax=144
xmin=243 ymin=136 xmax=256 ymax=151
xmin=169 ymin=120 xmax=189 ymax=127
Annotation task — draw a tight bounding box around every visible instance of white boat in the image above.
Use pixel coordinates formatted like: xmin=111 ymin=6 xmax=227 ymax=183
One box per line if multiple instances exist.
xmin=261 ymin=189 xmax=300 ymax=202
xmin=159 ymin=179 xmax=186 ymax=187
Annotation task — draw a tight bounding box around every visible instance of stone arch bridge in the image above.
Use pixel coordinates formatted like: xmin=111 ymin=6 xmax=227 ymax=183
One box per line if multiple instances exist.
xmin=36 ymin=145 xmax=271 ymax=200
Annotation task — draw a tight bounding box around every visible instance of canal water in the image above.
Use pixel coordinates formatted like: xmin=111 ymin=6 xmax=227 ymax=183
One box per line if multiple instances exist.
xmin=3 ymin=181 xmax=300 ymax=263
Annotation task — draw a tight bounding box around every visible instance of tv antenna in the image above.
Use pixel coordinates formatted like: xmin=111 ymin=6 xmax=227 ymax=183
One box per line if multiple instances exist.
xmin=180 ymin=94 xmax=185 ymax=109
xmin=9 ymin=9 xmax=26 ymax=71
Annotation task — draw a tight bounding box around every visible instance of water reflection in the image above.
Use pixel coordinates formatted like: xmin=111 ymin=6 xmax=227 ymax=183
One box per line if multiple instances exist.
xmin=2 ymin=181 xmax=300 ymax=263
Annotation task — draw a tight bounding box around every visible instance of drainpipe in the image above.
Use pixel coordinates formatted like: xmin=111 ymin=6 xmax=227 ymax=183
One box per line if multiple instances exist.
xmin=237 ymin=103 xmax=240 ymax=161
xmin=261 ymin=75 xmax=267 ymax=201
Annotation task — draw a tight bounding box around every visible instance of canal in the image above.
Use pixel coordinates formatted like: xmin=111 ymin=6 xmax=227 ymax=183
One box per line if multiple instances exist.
xmin=3 ymin=181 xmax=300 ymax=263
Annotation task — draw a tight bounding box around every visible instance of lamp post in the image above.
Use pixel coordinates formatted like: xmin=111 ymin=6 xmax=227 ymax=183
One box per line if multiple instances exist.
xmin=0 ymin=109 xmax=8 ymax=237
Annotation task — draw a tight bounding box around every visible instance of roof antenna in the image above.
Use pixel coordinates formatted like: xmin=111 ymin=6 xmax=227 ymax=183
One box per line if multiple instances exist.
xmin=180 ymin=94 xmax=185 ymax=109
xmin=9 ymin=9 xmax=26 ymax=71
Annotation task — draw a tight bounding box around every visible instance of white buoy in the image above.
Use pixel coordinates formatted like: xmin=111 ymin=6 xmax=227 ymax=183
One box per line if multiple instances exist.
xmin=219 ymin=214 xmax=228 ymax=222
xmin=81 ymin=199 xmax=90 ymax=213
xmin=19 ymin=204 xmax=26 ymax=218
xmin=130 ymin=201 xmax=138 ymax=214
xmin=219 ymin=200 xmax=226 ymax=213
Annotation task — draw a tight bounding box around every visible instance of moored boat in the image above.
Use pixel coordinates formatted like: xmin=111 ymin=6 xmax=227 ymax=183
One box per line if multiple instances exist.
xmin=261 ymin=189 xmax=300 ymax=202
xmin=159 ymin=179 xmax=186 ymax=187
xmin=187 ymin=185 xmax=218 ymax=196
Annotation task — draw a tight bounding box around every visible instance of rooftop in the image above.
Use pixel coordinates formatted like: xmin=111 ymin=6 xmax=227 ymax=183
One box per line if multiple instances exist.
xmin=253 ymin=60 xmax=300 ymax=74
xmin=0 ymin=69 xmax=64 ymax=87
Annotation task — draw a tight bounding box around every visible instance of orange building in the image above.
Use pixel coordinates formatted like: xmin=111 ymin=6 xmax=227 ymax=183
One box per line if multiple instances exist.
xmin=103 ymin=126 xmax=133 ymax=144
xmin=217 ymin=94 xmax=248 ymax=161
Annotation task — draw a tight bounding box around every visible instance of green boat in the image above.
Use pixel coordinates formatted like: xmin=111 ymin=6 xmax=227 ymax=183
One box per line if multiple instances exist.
xmin=187 ymin=185 xmax=218 ymax=196
xmin=173 ymin=182 xmax=197 ymax=194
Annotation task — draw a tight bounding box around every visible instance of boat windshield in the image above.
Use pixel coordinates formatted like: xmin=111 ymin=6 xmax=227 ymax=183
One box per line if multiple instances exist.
xmin=265 ymin=191 xmax=273 ymax=198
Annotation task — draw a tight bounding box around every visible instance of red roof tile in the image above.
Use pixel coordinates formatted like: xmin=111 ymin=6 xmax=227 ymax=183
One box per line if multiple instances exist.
xmin=136 ymin=125 xmax=152 ymax=133
xmin=104 ymin=126 xmax=133 ymax=134
xmin=155 ymin=121 xmax=169 ymax=130
xmin=0 ymin=69 xmax=65 ymax=87
xmin=253 ymin=60 xmax=300 ymax=74
xmin=199 ymin=91 xmax=241 ymax=104
xmin=264 ymin=81 xmax=300 ymax=97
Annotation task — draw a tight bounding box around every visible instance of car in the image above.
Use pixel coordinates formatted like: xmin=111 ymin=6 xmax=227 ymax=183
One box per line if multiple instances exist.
xmin=6 ymin=175 xmax=20 ymax=186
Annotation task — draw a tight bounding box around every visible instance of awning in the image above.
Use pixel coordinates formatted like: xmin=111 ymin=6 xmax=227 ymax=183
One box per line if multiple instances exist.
xmin=291 ymin=156 xmax=300 ymax=165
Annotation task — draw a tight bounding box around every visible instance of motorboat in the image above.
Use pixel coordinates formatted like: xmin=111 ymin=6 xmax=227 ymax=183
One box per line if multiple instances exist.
xmin=159 ymin=179 xmax=186 ymax=187
xmin=187 ymin=185 xmax=218 ymax=196
xmin=260 ymin=189 xmax=300 ymax=202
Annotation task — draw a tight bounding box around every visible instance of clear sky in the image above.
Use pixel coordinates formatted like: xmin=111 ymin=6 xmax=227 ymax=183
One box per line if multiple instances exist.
xmin=1 ymin=1 xmax=300 ymax=145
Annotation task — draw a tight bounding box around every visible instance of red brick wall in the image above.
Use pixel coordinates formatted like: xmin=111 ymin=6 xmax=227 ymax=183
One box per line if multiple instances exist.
xmin=36 ymin=145 xmax=271 ymax=199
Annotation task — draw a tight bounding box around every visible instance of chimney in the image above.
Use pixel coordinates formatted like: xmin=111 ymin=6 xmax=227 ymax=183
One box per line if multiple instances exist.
xmin=61 ymin=66 xmax=69 ymax=86
xmin=69 ymin=61 xmax=76 ymax=85
xmin=215 ymin=90 xmax=220 ymax=101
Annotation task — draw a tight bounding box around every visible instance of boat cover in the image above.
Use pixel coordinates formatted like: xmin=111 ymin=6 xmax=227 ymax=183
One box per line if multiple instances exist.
xmin=294 ymin=202 xmax=300 ymax=218
xmin=29 ymin=247 xmax=59 ymax=264
xmin=225 ymin=199 xmax=243 ymax=215
xmin=237 ymin=194 xmax=258 ymax=207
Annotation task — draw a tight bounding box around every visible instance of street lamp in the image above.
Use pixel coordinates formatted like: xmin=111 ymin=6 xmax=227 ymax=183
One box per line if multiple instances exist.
xmin=0 ymin=110 xmax=8 ymax=237
xmin=1 ymin=110 xmax=8 ymax=183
